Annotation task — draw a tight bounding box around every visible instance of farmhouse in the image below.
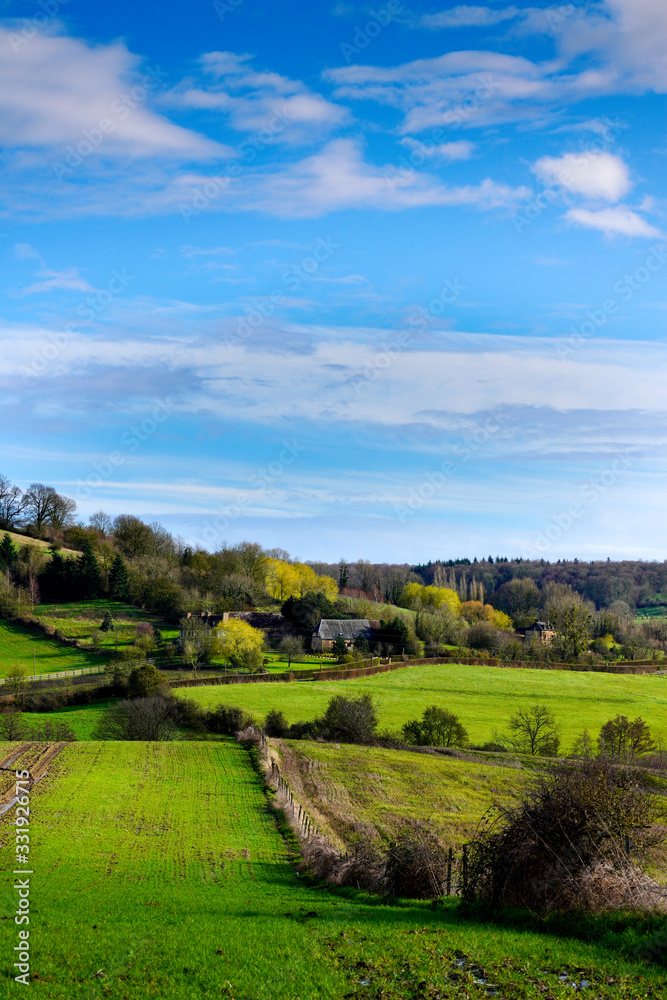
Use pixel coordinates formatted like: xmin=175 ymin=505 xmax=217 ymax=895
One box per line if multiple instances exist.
xmin=524 ymin=620 xmax=557 ymax=644
xmin=312 ymin=618 xmax=370 ymax=652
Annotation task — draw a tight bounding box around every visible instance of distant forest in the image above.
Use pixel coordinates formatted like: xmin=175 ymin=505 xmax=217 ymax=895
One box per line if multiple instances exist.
xmin=0 ymin=473 xmax=666 ymax=619
xmin=315 ymin=557 xmax=667 ymax=612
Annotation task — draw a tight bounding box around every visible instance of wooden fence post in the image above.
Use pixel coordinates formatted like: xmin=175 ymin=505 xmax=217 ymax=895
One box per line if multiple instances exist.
xmin=446 ymin=847 xmax=453 ymax=896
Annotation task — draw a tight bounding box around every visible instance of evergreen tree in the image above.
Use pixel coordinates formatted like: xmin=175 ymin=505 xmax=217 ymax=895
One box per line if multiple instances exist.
xmin=77 ymin=541 xmax=102 ymax=599
xmin=0 ymin=532 xmax=18 ymax=572
xmin=39 ymin=550 xmax=76 ymax=602
xmin=100 ymin=610 xmax=114 ymax=632
xmin=108 ymin=553 xmax=130 ymax=601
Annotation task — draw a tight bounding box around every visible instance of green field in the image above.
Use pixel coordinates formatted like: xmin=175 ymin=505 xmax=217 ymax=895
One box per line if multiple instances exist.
xmin=33 ymin=600 xmax=179 ymax=655
xmin=0 ymin=619 xmax=106 ymax=679
xmin=1 ymin=530 xmax=79 ymax=557
xmin=275 ymin=740 xmax=532 ymax=850
xmin=23 ymin=700 xmax=118 ymax=739
xmin=174 ymin=662 xmax=667 ymax=748
xmin=2 ymin=741 xmax=667 ymax=999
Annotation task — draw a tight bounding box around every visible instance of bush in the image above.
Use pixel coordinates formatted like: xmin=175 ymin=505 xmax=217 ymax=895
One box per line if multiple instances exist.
xmin=320 ymin=693 xmax=378 ymax=744
xmin=100 ymin=610 xmax=114 ymax=632
xmin=461 ymin=758 xmax=664 ymax=914
xmin=466 ymin=622 xmax=503 ymax=652
xmin=264 ymin=708 xmax=290 ymax=737
xmin=205 ymin=703 xmax=250 ymax=735
xmin=127 ymin=663 xmax=168 ymax=699
xmin=402 ymin=706 xmax=468 ymax=747
xmin=94 ymin=695 xmax=179 ymax=741
xmin=385 ymin=823 xmax=448 ymax=899
xmin=287 ymin=719 xmax=322 ymax=740
xmin=30 ymin=719 xmax=77 ymax=741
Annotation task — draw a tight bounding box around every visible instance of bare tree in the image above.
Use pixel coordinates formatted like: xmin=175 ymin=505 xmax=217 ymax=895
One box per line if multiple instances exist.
xmin=89 ymin=511 xmax=113 ymax=535
xmin=23 ymin=483 xmax=58 ymax=533
xmin=498 ymin=704 xmax=561 ymax=756
xmin=49 ymin=493 xmax=77 ymax=530
xmin=0 ymin=475 xmax=26 ymax=529
xmin=94 ymin=696 xmax=178 ymax=741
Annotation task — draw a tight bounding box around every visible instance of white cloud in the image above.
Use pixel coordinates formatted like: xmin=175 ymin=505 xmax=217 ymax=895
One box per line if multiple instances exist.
xmin=14 ymin=243 xmax=43 ymax=261
xmin=329 ymin=0 xmax=667 ymax=136
xmin=326 ymin=51 xmax=552 ymax=134
xmin=166 ymin=52 xmax=348 ymax=140
xmin=422 ymin=6 xmax=520 ymax=29
xmin=565 ymin=206 xmax=663 ymax=238
xmin=234 ymin=139 xmax=530 ymax=216
xmin=532 ymin=151 xmax=631 ymax=202
xmin=0 ymin=28 xmax=228 ymax=159
xmin=21 ymin=267 xmax=95 ymax=295
xmin=180 ymin=245 xmax=234 ymax=258
xmin=399 ymin=137 xmax=474 ymax=161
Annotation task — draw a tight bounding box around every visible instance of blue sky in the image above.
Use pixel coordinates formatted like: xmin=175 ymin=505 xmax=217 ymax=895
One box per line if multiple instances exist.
xmin=1 ymin=0 xmax=667 ymax=563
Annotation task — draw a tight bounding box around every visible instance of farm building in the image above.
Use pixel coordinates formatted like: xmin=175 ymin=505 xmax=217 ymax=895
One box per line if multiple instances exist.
xmin=524 ymin=620 xmax=557 ymax=644
xmin=312 ymin=618 xmax=370 ymax=652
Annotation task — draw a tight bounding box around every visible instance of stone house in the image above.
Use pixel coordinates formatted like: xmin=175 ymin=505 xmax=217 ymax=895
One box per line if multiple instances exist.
xmin=524 ymin=620 xmax=557 ymax=644
xmin=311 ymin=619 xmax=371 ymax=653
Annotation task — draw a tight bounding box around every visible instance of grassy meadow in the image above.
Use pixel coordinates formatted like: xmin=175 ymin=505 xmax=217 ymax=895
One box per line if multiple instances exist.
xmin=1 ymin=530 xmax=79 ymax=557
xmin=0 ymin=619 xmax=106 ymax=679
xmin=274 ymin=740 xmax=533 ymax=850
xmin=33 ymin=599 xmax=179 ymax=655
xmin=2 ymin=740 xmax=667 ymax=998
xmin=174 ymin=662 xmax=667 ymax=748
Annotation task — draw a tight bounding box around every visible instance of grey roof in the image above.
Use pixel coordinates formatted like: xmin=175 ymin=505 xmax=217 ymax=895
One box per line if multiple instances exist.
xmin=315 ymin=619 xmax=370 ymax=640
xmin=526 ymin=621 xmax=553 ymax=631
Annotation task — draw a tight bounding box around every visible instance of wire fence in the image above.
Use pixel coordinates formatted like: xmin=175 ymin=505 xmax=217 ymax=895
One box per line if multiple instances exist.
xmin=0 ymin=665 xmax=108 ymax=686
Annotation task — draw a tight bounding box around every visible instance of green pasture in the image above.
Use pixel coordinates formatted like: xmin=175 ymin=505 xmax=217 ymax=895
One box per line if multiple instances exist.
xmin=0 ymin=619 xmax=106 ymax=678
xmin=33 ymin=600 xmax=179 ymax=655
xmin=23 ymin=700 xmax=117 ymax=739
xmin=1 ymin=529 xmax=79 ymax=557
xmin=174 ymin=663 xmax=667 ymax=748
xmin=1 ymin=741 xmax=666 ymax=998
xmin=276 ymin=740 xmax=532 ymax=850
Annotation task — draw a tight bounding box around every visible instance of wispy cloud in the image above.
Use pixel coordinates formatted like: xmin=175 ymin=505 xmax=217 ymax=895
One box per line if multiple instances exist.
xmin=565 ymin=206 xmax=663 ymax=238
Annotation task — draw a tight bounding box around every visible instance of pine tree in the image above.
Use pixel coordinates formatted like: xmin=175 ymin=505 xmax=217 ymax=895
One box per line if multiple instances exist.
xmin=0 ymin=533 xmax=18 ymax=572
xmin=108 ymin=553 xmax=130 ymax=601
xmin=100 ymin=610 xmax=114 ymax=632
xmin=77 ymin=541 xmax=102 ymax=599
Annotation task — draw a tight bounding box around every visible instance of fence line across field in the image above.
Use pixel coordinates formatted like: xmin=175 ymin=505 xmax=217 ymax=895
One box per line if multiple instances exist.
xmin=0 ymin=664 xmax=108 ymax=686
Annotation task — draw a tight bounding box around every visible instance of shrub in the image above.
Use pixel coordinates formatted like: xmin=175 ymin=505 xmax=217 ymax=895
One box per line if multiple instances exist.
xmin=127 ymin=663 xmax=168 ymax=699
xmin=205 ymin=703 xmax=250 ymax=735
xmin=385 ymin=823 xmax=448 ymax=899
xmin=332 ymin=636 xmax=347 ymax=661
xmin=264 ymin=709 xmax=290 ymax=737
xmin=287 ymin=719 xmax=322 ymax=740
xmin=94 ymin=695 xmax=178 ymax=741
xmin=402 ymin=706 xmax=468 ymax=747
xmin=465 ymin=622 xmax=503 ymax=652
xmin=461 ymin=758 xmax=664 ymax=914
xmin=321 ymin=693 xmax=378 ymax=744
xmin=30 ymin=719 xmax=77 ymax=741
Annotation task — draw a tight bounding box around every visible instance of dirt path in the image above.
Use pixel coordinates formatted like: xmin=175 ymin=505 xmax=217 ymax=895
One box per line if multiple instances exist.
xmin=0 ymin=742 xmax=67 ymax=814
